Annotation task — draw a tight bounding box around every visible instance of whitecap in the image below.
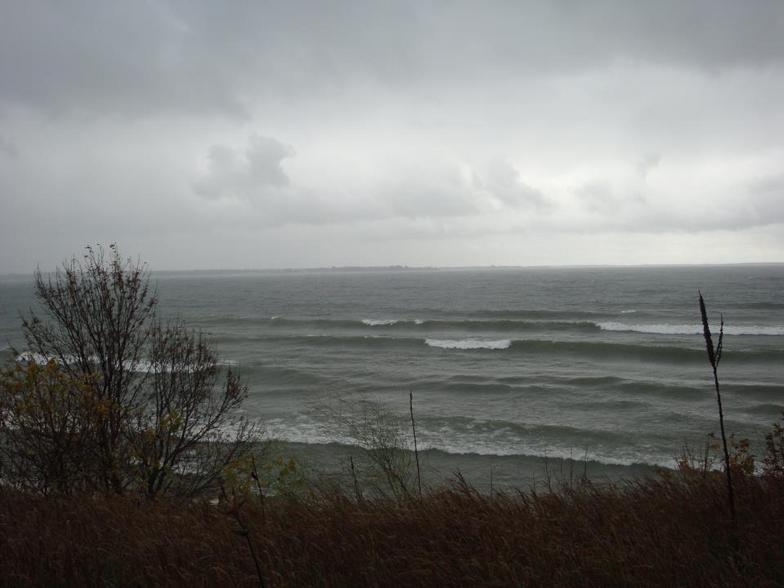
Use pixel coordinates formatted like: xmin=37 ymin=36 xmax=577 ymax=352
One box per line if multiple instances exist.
xmin=15 ymin=351 xmax=223 ymax=373
xmin=597 ymin=322 xmax=784 ymax=336
xmin=361 ymin=319 xmax=398 ymax=326
xmin=16 ymin=351 xmax=55 ymax=365
xmin=425 ymin=338 xmax=512 ymax=350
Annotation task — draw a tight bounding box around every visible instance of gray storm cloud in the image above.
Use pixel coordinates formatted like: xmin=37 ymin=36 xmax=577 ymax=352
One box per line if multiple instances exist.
xmin=1 ymin=1 xmax=783 ymax=271
xmin=3 ymin=1 xmax=783 ymax=117
xmin=191 ymin=135 xmax=551 ymax=225
xmin=475 ymin=160 xmax=549 ymax=210
xmin=0 ymin=136 xmax=17 ymax=158
xmin=194 ymin=135 xmax=294 ymax=200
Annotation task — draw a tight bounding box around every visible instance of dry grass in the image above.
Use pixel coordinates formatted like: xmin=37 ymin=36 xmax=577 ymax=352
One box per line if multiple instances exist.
xmin=1 ymin=470 xmax=784 ymax=586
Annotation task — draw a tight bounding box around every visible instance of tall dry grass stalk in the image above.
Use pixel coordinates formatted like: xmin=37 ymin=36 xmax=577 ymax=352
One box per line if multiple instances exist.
xmin=698 ymin=291 xmax=737 ymax=533
xmin=219 ymin=481 xmax=267 ymax=588
xmin=410 ymin=390 xmax=423 ymax=499
xmin=349 ymin=455 xmax=363 ymax=502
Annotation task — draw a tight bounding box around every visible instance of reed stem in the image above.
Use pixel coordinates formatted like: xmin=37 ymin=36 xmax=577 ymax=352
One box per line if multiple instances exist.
xmin=698 ymin=291 xmax=737 ymax=540
xmin=410 ymin=390 xmax=422 ymax=499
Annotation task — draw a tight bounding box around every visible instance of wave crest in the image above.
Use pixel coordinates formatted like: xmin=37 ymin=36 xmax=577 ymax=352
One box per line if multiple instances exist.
xmin=598 ymin=322 xmax=784 ymax=336
xmin=426 ymin=338 xmax=512 ymax=350
xmin=361 ymin=319 xmax=399 ymax=326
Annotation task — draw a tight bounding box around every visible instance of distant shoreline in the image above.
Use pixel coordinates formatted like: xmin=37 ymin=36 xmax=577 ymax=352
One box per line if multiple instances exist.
xmin=3 ymin=261 xmax=784 ymax=280
xmin=152 ymin=261 xmax=784 ymax=275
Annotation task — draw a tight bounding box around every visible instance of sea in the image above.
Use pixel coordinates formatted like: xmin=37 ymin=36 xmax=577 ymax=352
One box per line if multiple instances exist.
xmin=1 ymin=265 xmax=783 ymax=491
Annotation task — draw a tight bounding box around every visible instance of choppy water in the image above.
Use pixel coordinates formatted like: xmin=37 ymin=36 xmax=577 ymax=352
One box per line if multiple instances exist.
xmin=2 ymin=265 xmax=783 ymax=487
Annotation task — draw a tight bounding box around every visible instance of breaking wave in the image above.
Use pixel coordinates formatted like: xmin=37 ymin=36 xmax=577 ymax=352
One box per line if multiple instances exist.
xmin=597 ymin=322 xmax=784 ymax=336
xmin=231 ymin=316 xmax=602 ymax=332
xmin=361 ymin=318 xmax=399 ymax=326
xmin=425 ymin=338 xmax=512 ymax=350
xmin=202 ymin=316 xmax=784 ymax=337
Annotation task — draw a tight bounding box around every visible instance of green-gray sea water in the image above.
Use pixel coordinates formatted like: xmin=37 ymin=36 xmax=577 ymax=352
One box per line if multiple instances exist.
xmin=2 ymin=265 xmax=783 ymax=488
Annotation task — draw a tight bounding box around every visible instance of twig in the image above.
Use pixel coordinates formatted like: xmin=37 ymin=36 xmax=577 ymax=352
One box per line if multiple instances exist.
xmin=543 ymin=451 xmax=553 ymax=493
xmin=219 ymin=481 xmax=267 ymax=588
xmin=582 ymin=448 xmax=589 ymax=484
xmin=349 ymin=455 xmax=363 ymax=502
xmin=410 ymin=390 xmax=422 ymax=499
xmin=250 ymin=456 xmax=266 ymax=526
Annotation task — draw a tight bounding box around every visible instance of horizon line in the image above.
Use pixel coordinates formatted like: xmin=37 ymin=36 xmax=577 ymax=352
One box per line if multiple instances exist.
xmin=2 ymin=260 xmax=783 ymax=279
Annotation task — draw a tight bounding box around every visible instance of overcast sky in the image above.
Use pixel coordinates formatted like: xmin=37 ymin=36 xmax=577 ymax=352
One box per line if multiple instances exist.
xmin=1 ymin=1 xmax=783 ymax=272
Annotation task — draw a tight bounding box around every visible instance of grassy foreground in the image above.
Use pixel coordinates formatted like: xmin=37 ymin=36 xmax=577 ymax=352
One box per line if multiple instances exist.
xmin=1 ymin=469 xmax=783 ymax=587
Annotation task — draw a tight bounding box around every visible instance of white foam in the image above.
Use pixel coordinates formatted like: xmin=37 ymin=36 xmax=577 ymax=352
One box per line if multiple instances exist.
xmin=262 ymin=420 xmax=659 ymax=468
xmin=263 ymin=418 xmax=357 ymax=447
xmin=16 ymin=351 xmax=55 ymax=365
xmin=619 ymin=309 xmax=637 ymax=314
xmin=361 ymin=319 xmax=399 ymax=326
xmin=431 ymin=440 xmax=649 ymax=466
xmin=598 ymin=322 xmax=784 ymax=336
xmin=413 ymin=319 xmax=425 ymax=325
xmin=425 ymin=338 xmax=512 ymax=350
xmin=15 ymin=351 xmax=225 ymax=373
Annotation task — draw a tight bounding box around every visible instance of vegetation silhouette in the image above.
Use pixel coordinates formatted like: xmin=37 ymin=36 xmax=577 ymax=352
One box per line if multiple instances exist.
xmin=1 ymin=244 xmax=258 ymax=498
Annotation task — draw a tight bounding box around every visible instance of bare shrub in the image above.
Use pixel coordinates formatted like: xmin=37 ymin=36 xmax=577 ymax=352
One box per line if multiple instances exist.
xmin=332 ymin=397 xmax=414 ymax=499
xmin=131 ymin=320 xmax=255 ymax=498
xmin=0 ymin=244 xmax=258 ymax=498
